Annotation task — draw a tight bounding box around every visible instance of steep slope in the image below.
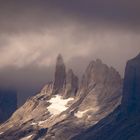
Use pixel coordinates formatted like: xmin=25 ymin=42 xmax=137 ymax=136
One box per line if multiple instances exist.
xmin=72 ymin=53 xmax=140 ymax=140
xmin=0 ymin=89 xmax=17 ymax=124
xmin=0 ymin=55 xmax=122 ymax=140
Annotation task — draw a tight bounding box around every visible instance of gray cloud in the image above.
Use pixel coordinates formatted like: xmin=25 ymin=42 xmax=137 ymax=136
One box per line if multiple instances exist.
xmin=0 ymin=0 xmax=140 ymax=31
xmin=0 ymin=0 xmax=140 ymax=105
xmin=0 ymin=24 xmax=139 ymax=73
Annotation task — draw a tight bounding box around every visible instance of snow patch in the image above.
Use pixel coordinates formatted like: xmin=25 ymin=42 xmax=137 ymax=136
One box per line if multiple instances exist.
xmin=31 ymin=122 xmax=37 ymax=125
xmin=20 ymin=134 xmax=32 ymax=140
xmin=47 ymin=95 xmax=74 ymax=115
xmin=31 ymin=121 xmax=47 ymax=126
xmin=75 ymin=107 xmax=99 ymax=118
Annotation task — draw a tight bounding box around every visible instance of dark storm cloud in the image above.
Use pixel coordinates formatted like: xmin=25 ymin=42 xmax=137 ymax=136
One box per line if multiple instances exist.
xmin=48 ymin=0 xmax=140 ymax=27
xmin=0 ymin=0 xmax=140 ymax=33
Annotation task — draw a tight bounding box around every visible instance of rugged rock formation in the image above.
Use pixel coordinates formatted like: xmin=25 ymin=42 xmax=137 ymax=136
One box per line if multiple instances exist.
xmin=80 ymin=59 xmax=121 ymax=92
xmin=0 ymin=55 xmax=122 ymax=140
xmin=72 ymin=53 xmax=140 ymax=140
xmin=75 ymin=59 xmax=122 ymax=124
xmin=53 ymin=54 xmax=66 ymax=94
xmin=53 ymin=55 xmax=79 ymax=98
xmin=0 ymin=89 xmax=17 ymax=124
xmin=63 ymin=69 xmax=79 ymax=98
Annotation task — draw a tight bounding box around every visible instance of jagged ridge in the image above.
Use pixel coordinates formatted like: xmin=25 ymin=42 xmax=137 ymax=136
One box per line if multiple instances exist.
xmin=0 ymin=55 xmax=122 ymax=140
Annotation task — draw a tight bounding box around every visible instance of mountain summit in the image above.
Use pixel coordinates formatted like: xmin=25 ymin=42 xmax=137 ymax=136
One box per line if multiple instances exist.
xmin=53 ymin=54 xmax=66 ymax=94
xmin=0 ymin=55 xmax=122 ymax=140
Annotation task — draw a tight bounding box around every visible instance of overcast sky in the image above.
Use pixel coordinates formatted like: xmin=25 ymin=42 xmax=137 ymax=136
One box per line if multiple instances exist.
xmin=0 ymin=0 xmax=140 ymax=105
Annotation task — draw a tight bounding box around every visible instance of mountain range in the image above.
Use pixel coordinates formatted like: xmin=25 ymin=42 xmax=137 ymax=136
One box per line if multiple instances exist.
xmin=0 ymin=53 xmax=138 ymax=140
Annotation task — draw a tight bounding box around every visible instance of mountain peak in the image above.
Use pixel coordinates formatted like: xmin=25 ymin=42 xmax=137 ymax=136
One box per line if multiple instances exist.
xmin=81 ymin=59 xmax=120 ymax=90
xmin=56 ymin=54 xmax=64 ymax=65
xmin=96 ymin=58 xmax=102 ymax=64
xmin=53 ymin=54 xmax=66 ymax=94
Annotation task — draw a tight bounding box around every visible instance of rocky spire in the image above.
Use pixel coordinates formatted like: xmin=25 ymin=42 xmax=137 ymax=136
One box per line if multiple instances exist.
xmin=53 ymin=54 xmax=66 ymax=94
xmin=63 ymin=69 xmax=79 ymax=98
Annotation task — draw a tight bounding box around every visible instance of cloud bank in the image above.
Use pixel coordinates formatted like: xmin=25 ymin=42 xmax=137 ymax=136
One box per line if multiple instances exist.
xmin=0 ymin=23 xmax=139 ymax=73
xmin=0 ymin=0 xmax=140 ymax=105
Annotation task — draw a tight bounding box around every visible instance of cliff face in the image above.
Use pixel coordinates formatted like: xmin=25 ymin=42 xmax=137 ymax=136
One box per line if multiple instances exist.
xmin=53 ymin=54 xmax=79 ymax=98
xmin=53 ymin=54 xmax=66 ymax=94
xmin=121 ymin=53 xmax=140 ymax=113
xmin=0 ymin=89 xmax=17 ymax=124
xmin=63 ymin=69 xmax=79 ymax=98
xmin=72 ymin=53 xmax=140 ymax=140
xmin=0 ymin=55 xmax=122 ymax=140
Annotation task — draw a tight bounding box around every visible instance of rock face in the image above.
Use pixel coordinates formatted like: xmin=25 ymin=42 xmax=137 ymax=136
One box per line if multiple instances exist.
xmin=72 ymin=53 xmax=140 ymax=140
xmin=0 ymin=89 xmax=17 ymax=124
xmin=75 ymin=59 xmax=122 ymax=123
xmin=121 ymin=53 xmax=140 ymax=113
xmin=63 ymin=69 xmax=79 ymax=98
xmin=53 ymin=54 xmax=66 ymax=94
xmin=0 ymin=55 xmax=122 ymax=140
